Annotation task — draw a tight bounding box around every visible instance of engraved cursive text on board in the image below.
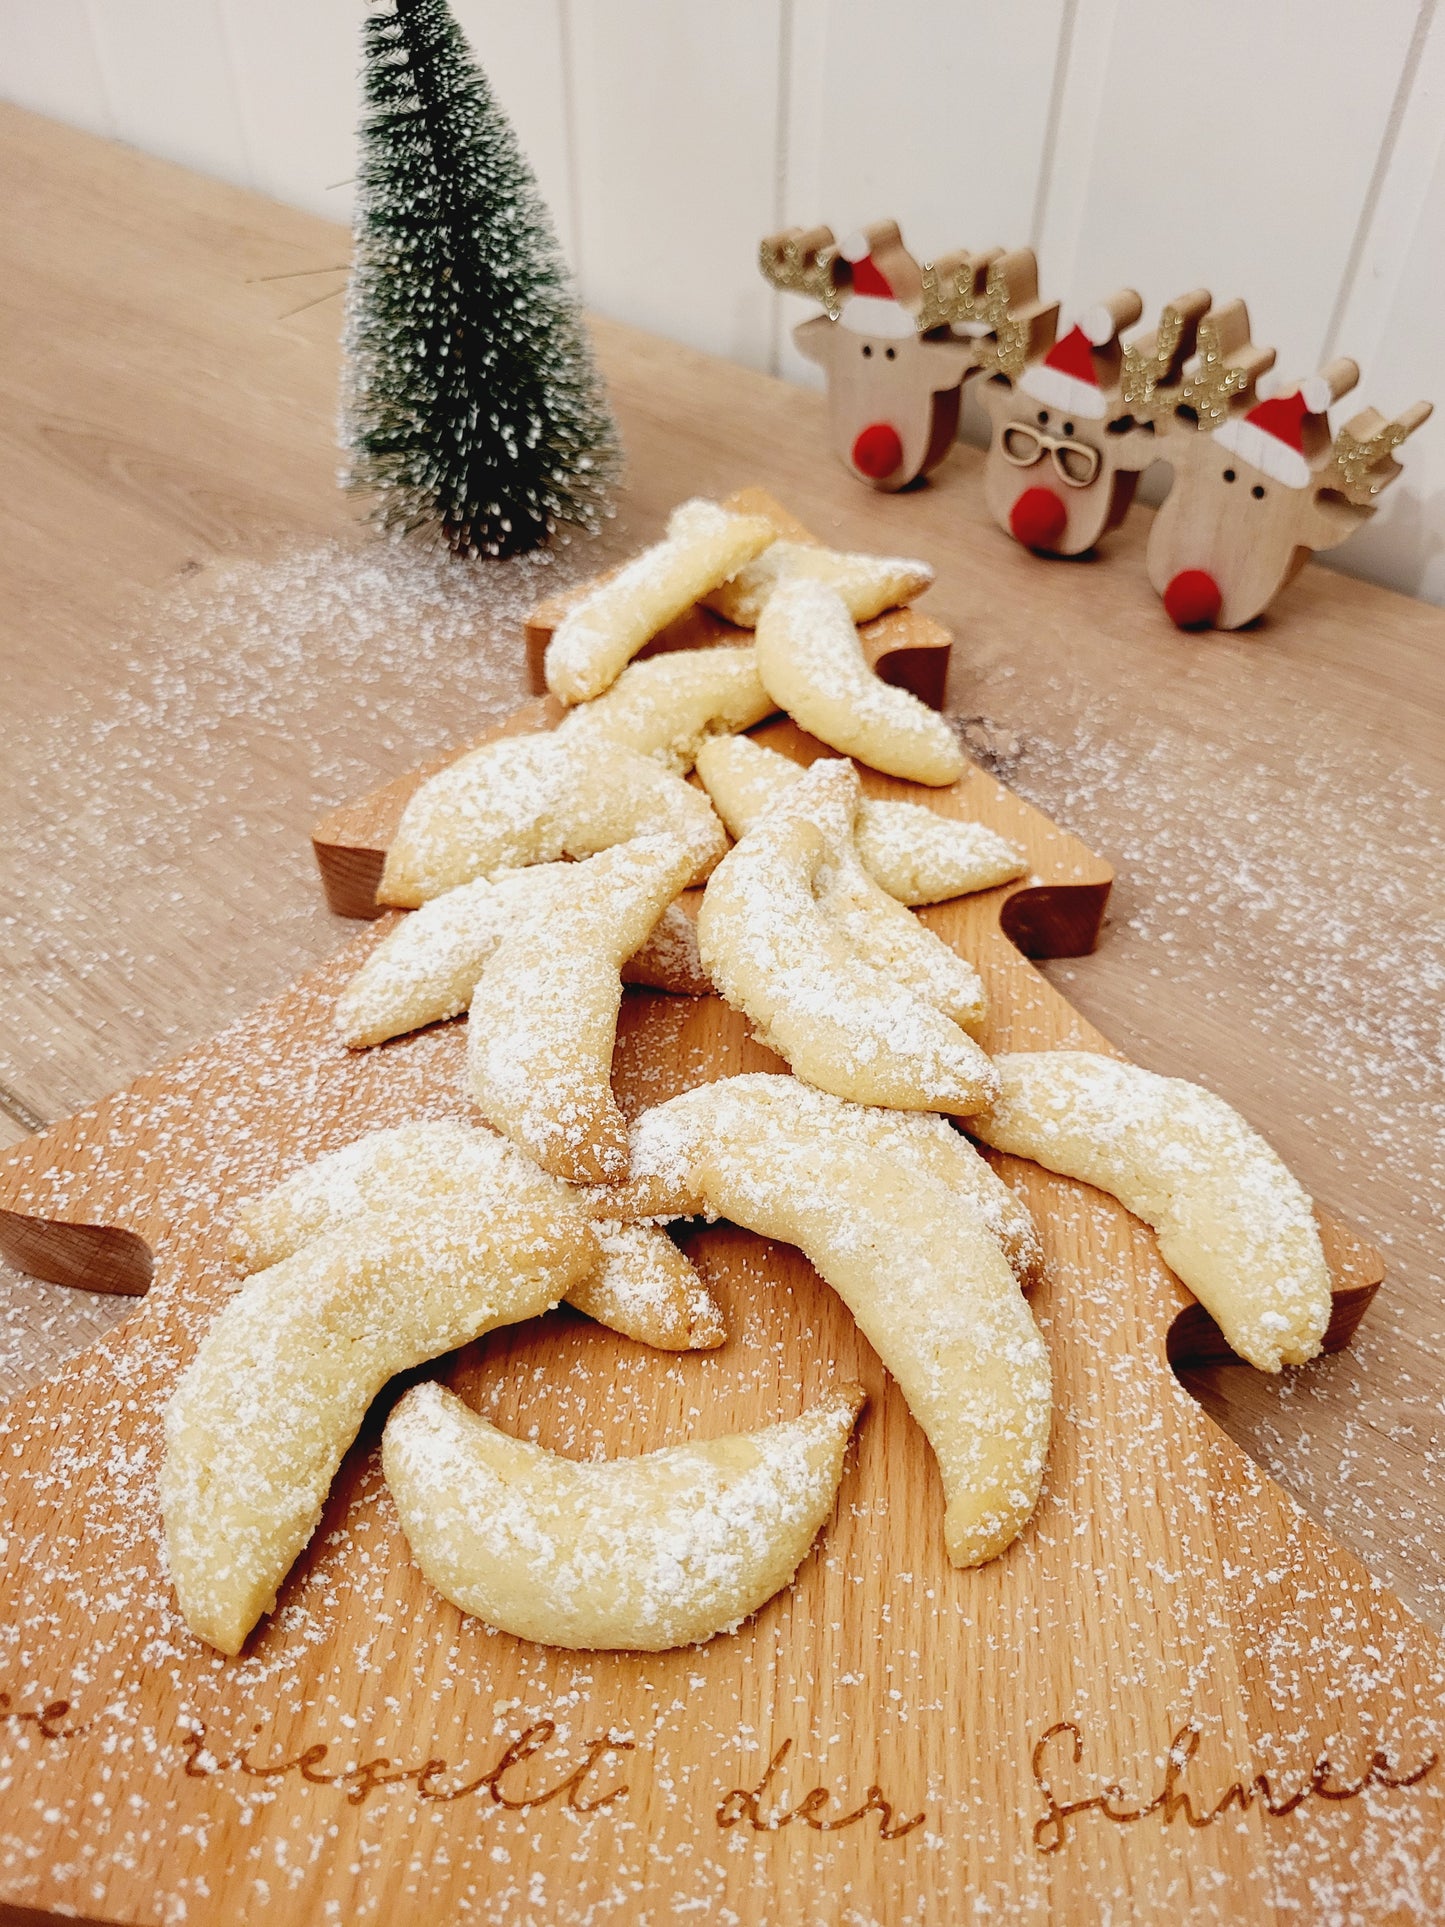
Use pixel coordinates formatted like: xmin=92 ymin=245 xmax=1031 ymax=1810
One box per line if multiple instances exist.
xmin=180 ymin=1716 xmax=635 ymax=1812
xmin=0 ymin=1690 xmax=91 ymax=1743
xmin=1031 ymin=1719 xmax=1440 ymax=1854
xmin=716 ymin=1738 xmax=925 ymax=1839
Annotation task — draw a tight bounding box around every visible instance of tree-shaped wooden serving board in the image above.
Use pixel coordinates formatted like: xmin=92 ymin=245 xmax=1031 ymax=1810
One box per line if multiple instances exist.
xmin=2 ymin=565 xmax=1442 ymax=1927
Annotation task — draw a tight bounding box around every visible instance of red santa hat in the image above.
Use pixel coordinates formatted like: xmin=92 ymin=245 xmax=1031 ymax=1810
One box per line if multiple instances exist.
xmin=1017 ymin=306 xmax=1117 ymax=420
xmin=1211 ymin=375 xmax=1332 ymax=489
xmin=836 ymin=231 xmax=915 ymax=340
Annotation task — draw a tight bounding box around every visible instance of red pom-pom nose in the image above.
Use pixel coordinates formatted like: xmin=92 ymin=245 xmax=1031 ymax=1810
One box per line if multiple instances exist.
xmin=1009 ymin=486 xmax=1067 ymax=551
xmin=1162 ymin=569 xmax=1222 ymax=630
xmin=851 ymin=422 xmax=904 ymax=480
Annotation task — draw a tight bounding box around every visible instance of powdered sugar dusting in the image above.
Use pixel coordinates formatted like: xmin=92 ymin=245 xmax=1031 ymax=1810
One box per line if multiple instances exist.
xmin=382 ymin=730 xmax=726 ymax=905
xmin=3 ymin=522 xmax=1445 ymax=1918
xmin=702 ymin=538 xmax=933 ymax=629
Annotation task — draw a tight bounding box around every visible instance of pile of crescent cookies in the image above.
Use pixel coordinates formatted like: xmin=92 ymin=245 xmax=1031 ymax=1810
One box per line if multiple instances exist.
xmin=161 ymin=500 xmax=1333 ymax=1657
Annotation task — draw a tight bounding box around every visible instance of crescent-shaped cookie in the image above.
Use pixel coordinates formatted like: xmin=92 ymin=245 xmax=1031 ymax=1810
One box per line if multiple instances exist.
xmin=697 ymin=774 xmax=998 ymax=1114
xmin=606 ymin=1075 xmax=1050 ymax=1566
xmin=779 ymin=759 xmax=987 ymax=1029
xmin=544 ymin=500 xmax=776 ymax=705
xmin=467 ymin=833 xmax=698 ymax=1181
xmin=382 ymin=1378 xmax=865 ymax=1650
xmin=704 ymin=539 xmax=933 ymax=630
xmin=692 ymin=735 xmax=1029 ymax=906
xmin=568 ymin=1218 xmax=725 ymax=1350
xmin=229 ymin=1119 xmax=724 ymax=1352
xmin=336 ymin=866 xmax=707 ymax=1050
xmin=611 ymin=1075 xmax=1042 ymax=1291
xmin=965 ymin=1051 xmax=1332 ymax=1372
xmin=553 ymin=645 xmax=775 ymax=773
xmin=754 ymin=578 xmax=965 ymax=786
xmin=163 ymin=1178 xmax=598 ymax=1655
xmin=853 ymin=798 xmax=1028 ymax=907
xmin=379 ymin=733 xmax=727 ymax=909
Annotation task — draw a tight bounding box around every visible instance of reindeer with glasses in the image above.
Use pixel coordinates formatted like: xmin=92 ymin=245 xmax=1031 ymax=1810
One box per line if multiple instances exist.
xmin=955 ymin=258 xmax=1196 ymax=558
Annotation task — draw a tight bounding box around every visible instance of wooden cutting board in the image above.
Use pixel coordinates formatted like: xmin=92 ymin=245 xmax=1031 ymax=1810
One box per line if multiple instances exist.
xmin=1 ymin=568 xmax=1441 ymax=1927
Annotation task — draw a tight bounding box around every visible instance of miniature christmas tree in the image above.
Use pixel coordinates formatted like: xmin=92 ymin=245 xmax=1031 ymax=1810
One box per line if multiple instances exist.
xmin=343 ymin=0 xmax=619 ymax=557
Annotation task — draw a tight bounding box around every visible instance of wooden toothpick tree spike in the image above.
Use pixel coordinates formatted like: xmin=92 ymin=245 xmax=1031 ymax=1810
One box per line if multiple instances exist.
xmin=1129 ymin=299 xmax=1433 ymax=629
xmin=973 ymin=278 xmax=1162 ymax=556
xmin=760 ymin=221 xmax=974 ymax=491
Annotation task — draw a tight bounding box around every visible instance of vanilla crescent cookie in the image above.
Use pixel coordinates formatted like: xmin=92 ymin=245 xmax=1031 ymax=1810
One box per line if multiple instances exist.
xmin=754 ymin=578 xmax=966 ymax=786
xmin=783 ymin=758 xmax=987 ymax=1029
xmin=382 ymin=1378 xmax=865 ymax=1650
xmin=695 ymin=734 xmax=1027 ymax=906
xmin=553 ymin=645 xmax=775 ymax=774
xmin=605 ymin=1075 xmax=1050 ymax=1566
xmin=228 ymin=1119 xmax=724 ymax=1352
xmin=965 ymin=1051 xmax=1332 ymax=1372
xmin=544 ymin=499 xmax=776 ymax=705
xmin=163 ymin=1179 xmax=598 ymax=1654
xmin=569 ymin=1218 xmax=725 ymax=1351
xmin=854 ymin=800 xmax=1028 ymax=907
xmin=378 ymin=732 xmax=727 ymax=909
xmin=703 ymin=539 xmax=934 ymax=629
xmin=611 ymin=1075 xmax=1042 ymax=1291
xmin=467 ymin=834 xmax=698 ymax=1182
xmin=697 ymin=772 xmax=998 ymax=1114
xmin=336 ymin=866 xmax=707 ymax=1050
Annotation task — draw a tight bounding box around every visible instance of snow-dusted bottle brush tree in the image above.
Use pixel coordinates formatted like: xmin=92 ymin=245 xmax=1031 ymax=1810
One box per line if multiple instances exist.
xmin=343 ymin=0 xmax=620 ymax=558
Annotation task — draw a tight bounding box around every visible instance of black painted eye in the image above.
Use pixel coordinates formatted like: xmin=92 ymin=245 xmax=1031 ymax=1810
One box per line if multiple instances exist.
xmin=885 ymin=346 xmax=896 ymax=360
xmin=1037 ymin=410 xmax=1049 ymax=425
xmin=1252 ymin=484 xmax=1266 ymax=499
xmin=1223 ymin=468 xmax=1236 ymax=483
xmin=1062 ymin=421 xmax=1075 ymax=436
xmin=862 ymin=344 xmax=872 ymax=358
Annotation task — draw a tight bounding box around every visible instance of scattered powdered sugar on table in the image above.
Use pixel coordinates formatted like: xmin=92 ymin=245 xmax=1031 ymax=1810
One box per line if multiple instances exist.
xmin=3 ymin=534 xmax=579 ymax=1108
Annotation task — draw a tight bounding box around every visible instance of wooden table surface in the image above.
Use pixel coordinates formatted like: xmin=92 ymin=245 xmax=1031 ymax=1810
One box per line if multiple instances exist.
xmin=3 ymin=102 xmax=1443 ymax=1638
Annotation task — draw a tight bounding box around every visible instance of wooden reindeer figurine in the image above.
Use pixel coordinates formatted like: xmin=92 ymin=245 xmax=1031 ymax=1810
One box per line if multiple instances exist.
xmin=1128 ymin=300 xmax=1433 ymax=628
xmin=759 ymin=220 xmax=974 ymax=490
xmin=974 ymin=278 xmax=1167 ymax=555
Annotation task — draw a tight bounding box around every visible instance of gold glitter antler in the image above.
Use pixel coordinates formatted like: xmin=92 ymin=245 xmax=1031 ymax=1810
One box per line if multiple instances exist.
xmin=1120 ymin=289 xmax=1210 ymax=416
xmin=1162 ymin=299 xmax=1275 ymax=431
xmin=1320 ymin=398 xmax=1433 ymax=504
xmin=759 ymin=225 xmax=842 ymax=319
xmin=915 ymin=249 xmax=997 ymax=336
xmin=928 ymin=248 xmax=1058 ymax=379
xmin=1178 ymin=309 xmax=1269 ymax=429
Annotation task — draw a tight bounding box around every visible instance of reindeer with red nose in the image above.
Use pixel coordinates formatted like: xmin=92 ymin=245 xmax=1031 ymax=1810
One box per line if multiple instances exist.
xmin=759 ymin=220 xmax=975 ymax=490
xmin=1126 ymin=299 xmax=1434 ymax=628
xmin=975 ymin=281 xmax=1219 ymax=557
xmin=970 ymin=260 xmax=1188 ymax=556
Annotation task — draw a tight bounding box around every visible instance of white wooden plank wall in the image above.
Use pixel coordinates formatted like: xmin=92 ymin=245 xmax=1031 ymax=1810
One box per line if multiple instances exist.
xmin=3 ymin=0 xmax=1443 ymax=603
